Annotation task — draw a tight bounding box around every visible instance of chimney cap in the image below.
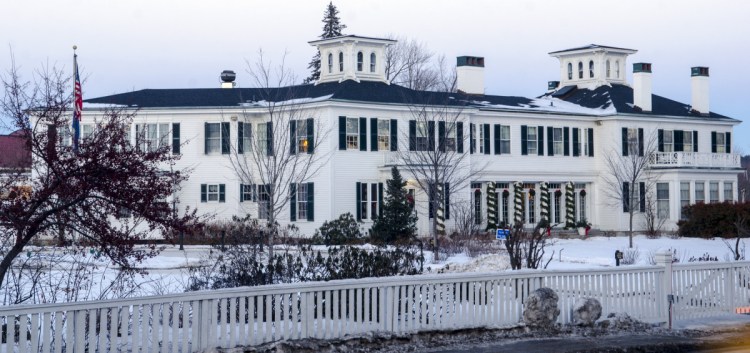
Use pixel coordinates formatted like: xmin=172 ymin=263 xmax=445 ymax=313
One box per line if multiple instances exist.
xmin=691 ymin=67 xmax=709 ymax=77
xmin=633 ymin=63 xmax=652 ymax=73
xmin=221 ymin=70 xmax=237 ymax=83
xmin=548 ymin=81 xmax=560 ymax=90
xmin=457 ymin=56 xmax=484 ymax=68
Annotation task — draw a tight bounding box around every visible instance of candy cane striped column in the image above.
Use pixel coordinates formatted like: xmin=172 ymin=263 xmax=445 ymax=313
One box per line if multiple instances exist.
xmin=540 ymin=181 xmax=549 ymax=223
xmin=486 ymin=182 xmax=497 ymax=230
xmin=566 ymin=181 xmax=576 ymax=228
xmin=514 ymin=181 xmax=523 ymax=225
xmin=436 ymin=183 xmax=446 ymax=235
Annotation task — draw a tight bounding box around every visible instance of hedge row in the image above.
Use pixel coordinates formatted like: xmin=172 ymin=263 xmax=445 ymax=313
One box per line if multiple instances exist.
xmin=677 ymin=202 xmax=750 ymax=238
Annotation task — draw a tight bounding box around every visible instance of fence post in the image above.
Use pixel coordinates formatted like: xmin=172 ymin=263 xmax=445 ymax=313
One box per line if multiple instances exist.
xmin=655 ymin=251 xmax=673 ymax=325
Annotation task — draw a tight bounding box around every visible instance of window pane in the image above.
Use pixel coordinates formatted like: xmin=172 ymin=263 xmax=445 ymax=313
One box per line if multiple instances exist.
xmin=724 ymin=182 xmax=733 ymax=202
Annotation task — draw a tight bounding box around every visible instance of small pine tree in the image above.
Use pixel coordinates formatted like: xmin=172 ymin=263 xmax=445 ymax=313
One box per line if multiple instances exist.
xmin=304 ymin=2 xmax=347 ymax=84
xmin=371 ymin=167 xmax=418 ymax=244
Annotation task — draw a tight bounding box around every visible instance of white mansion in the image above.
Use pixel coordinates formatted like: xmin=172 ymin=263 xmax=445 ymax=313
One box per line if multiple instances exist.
xmin=84 ymin=36 xmax=741 ymax=236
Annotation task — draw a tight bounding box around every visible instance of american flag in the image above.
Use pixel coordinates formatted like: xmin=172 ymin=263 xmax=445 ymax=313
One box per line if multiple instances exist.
xmin=72 ymin=49 xmax=82 ymax=153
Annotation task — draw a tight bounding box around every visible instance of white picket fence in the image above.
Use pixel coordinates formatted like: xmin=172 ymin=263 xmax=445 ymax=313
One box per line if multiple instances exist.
xmin=1 ymin=254 xmax=749 ymax=353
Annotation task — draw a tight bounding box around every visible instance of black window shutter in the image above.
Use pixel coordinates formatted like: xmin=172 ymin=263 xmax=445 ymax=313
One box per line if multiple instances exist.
xmin=428 ymin=183 xmax=434 ymax=218
xmin=563 ymin=127 xmax=570 ymax=156
xmin=621 ymin=127 xmax=628 ymax=156
xmin=172 ymin=123 xmax=180 ymax=154
xmin=444 ymin=182 xmax=450 ymax=220
xmin=251 ymin=184 xmax=257 ymax=202
xmin=494 ymin=124 xmax=501 ymax=155
xmin=657 ymin=129 xmax=664 ymax=152
xmin=370 ymin=118 xmax=378 ymax=151
xmin=307 ymin=118 xmax=315 ymax=154
xmin=638 ymin=128 xmax=644 ymax=156
xmin=711 ymin=131 xmax=717 ymax=153
xmin=572 ymin=128 xmax=580 ymax=156
xmin=622 ymin=182 xmax=629 ymax=212
xmin=726 ymin=132 xmax=731 ymax=153
xmin=356 ymin=182 xmax=362 ymax=221
xmin=219 ymin=184 xmax=226 ymax=203
xmin=307 ymin=182 xmax=314 ymax=221
xmin=266 ymin=122 xmax=274 ymax=156
xmin=359 ymin=117 xmax=367 ymax=151
xmin=339 ymin=116 xmax=346 ymax=150
xmin=237 ymin=122 xmax=244 ymax=154
xmin=674 ymin=130 xmax=683 ymax=152
xmin=588 ymin=128 xmax=594 ymax=157
xmin=427 ymin=121 xmax=435 ymax=151
xmin=221 ymin=122 xmax=230 ymax=155
xmin=200 ymin=184 xmax=207 ymax=203
xmin=639 ymin=182 xmax=646 ymax=212
xmin=457 ymin=122 xmax=464 ymax=153
xmin=378 ymin=182 xmax=384 ymax=218
xmin=469 ymin=123 xmax=475 ymax=154
xmin=409 ymin=120 xmax=416 ymax=151
xmin=290 ymin=183 xmax=297 ymax=221
xmin=547 ymin=126 xmax=554 ymax=156
xmin=390 ymin=119 xmax=398 ymax=151
xmin=204 ymin=122 xmax=209 ymax=154
xmin=483 ymin=124 xmax=490 ymax=154
xmin=693 ymin=131 xmax=699 ymax=152
xmin=289 ymin=120 xmax=297 ymax=155
xmin=537 ymin=126 xmax=544 ymax=156
xmin=520 ymin=125 xmax=528 ymax=155
xmin=438 ymin=121 xmax=446 ymax=152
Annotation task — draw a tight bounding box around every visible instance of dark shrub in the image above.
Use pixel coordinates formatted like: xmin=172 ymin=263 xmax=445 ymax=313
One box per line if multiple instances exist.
xmin=678 ymin=202 xmax=750 ymax=238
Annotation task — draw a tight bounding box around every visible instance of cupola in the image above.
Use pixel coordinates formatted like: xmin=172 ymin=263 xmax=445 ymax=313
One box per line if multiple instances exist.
xmin=548 ymin=44 xmax=637 ymax=89
xmin=308 ymin=35 xmax=396 ymax=85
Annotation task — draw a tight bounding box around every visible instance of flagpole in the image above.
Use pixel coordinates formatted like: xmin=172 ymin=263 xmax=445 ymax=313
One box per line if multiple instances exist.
xmin=72 ymin=45 xmax=81 ymax=154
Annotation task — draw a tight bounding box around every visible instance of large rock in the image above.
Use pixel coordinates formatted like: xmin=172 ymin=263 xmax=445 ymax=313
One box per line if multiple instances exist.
xmin=522 ymin=287 xmax=560 ymax=327
xmin=571 ymin=297 xmax=602 ymax=326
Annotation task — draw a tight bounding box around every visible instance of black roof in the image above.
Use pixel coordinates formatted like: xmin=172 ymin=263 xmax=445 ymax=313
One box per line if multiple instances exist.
xmin=85 ymin=80 xmax=733 ymax=120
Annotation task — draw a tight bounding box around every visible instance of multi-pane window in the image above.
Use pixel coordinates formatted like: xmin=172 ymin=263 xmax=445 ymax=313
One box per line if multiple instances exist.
xmin=257 ymin=123 xmax=268 ymax=154
xmin=370 ymin=183 xmax=378 ymax=220
xmin=606 ymin=60 xmax=611 ymax=78
xmin=724 ymin=182 xmax=733 ymax=202
xmin=716 ymin=133 xmax=726 ymax=153
xmin=358 ymin=183 xmax=381 ymax=220
xmin=657 ymin=183 xmax=670 ymax=219
xmin=242 ymin=184 xmax=255 ymax=202
xmin=554 ymin=190 xmax=561 ymax=224
xmin=296 ymin=119 xmax=309 ymax=153
xmin=695 ymin=181 xmax=705 ymax=203
xmin=500 ymin=125 xmax=511 ymax=154
xmin=81 ymin=124 xmax=94 ymax=141
xmin=339 ymin=52 xmax=344 ymax=72
xmin=582 ymin=128 xmax=590 ymax=156
xmin=206 ymin=123 xmax=221 ymax=153
xmin=416 ymin=122 xmax=429 ymax=151
xmin=553 ymin=128 xmax=563 ymax=155
xmin=567 ymin=63 xmax=572 ymax=80
xmin=615 ymin=60 xmax=620 ymax=78
xmin=240 ymin=122 xmax=252 ymax=152
xmin=377 ymin=120 xmax=390 ymax=150
xmin=357 ymin=52 xmax=363 ymax=71
xmin=327 ymin=53 xmax=333 ymax=74
xmin=445 ymin=123 xmax=457 ymax=152
xmin=627 ymin=128 xmax=639 ymax=155
xmin=360 ymin=183 xmax=370 ymax=220
xmin=346 ymin=118 xmax=359 ymax=150
xmin=471 ymin=182 xmax=482 ymax=225
xmin=207 ymin=184 xmax=220 ymax=202
xmin=663 ymin=130 xmax=674 ymax=152
xmin=479 ymin=125 xmax=487 ymax=153
xmin=527 ymin=126 xmax=538 ymax=155
xmin=589 ymin=60 xmax=594 ymax=78
xmin=370 ymin=53 xmax=376 ymax=72
xmin=578 ymin=62 xmax=583 ymax=79
xmin=709 ymin=182 xmax=719 ymax=203
xmin=258 ymin=185 xmax=270 ymax=219
xmin=297 ymin=183 xmax=308 ymax=220
xmin=683 ymin=131 xmax=693 ymax=152
xmin=680 ymin=182 xmax=690 ymax=219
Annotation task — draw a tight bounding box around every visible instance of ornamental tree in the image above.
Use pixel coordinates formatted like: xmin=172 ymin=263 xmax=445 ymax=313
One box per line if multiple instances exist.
xmin=0 ymin=60 xmax=200 ymax=291
xmin=370 ymin=166 xmax=417 ymax=244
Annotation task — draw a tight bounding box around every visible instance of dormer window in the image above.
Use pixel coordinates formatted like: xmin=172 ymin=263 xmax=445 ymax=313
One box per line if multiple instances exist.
xmin=339 ymin=52 xmax=344 ymax=72
xmin=327 ymin=53 xmax=333 ymax=74
xmin=606 ymin=60 xmax=611 ymax=78
xmin=357 ymin=52 xmax=363 ymax=71
xmin=370 ymin=53 xmax=376 ymax=72
xmin=616 ymin=61 xmax=621 ymax=78
xmin=567 ymin=63 xmax=572 ymax=80
xmin=578 ymin=62 xmax=583 ymax=79
xmin=589 ymin=60 xmax=594 ymax=78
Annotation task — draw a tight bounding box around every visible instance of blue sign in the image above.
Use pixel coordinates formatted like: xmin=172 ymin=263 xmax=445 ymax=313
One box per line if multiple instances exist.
xmin=496 ymin=229 xmax=509 ymax=240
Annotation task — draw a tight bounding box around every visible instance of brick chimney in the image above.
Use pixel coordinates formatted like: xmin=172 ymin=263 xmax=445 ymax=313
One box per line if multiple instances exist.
xmin=632 ymin=63 xmax=652 ymax=112
xmin=691 ymin=67 xmax=709 ymax=115
xmin=456 ymin=56 xmax=484 ymax=95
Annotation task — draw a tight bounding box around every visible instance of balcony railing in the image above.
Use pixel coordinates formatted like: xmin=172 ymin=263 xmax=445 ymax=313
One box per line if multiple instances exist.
xmin=649 ymin=152 xmax=741 ymax=169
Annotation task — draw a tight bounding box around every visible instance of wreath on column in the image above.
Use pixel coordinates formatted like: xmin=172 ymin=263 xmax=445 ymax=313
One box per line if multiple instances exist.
xmin=502 ymin=189 xmax=510 ymax=197
xmin=554 ymin=189 xmax=562 ymax=197
xmin=529 ymin=189 xmax=536 ymax=196
xmin=580 ymin=189 xmax=587 ymax=197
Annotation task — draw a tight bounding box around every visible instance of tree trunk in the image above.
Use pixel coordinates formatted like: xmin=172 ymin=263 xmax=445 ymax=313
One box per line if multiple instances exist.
xmin=431 ymin=207 xmax=439 ymax=261
xmin=629 ymin=210 xmax=634 ymax=248
xmin=0 ymin=233 xmax=26 ymax=290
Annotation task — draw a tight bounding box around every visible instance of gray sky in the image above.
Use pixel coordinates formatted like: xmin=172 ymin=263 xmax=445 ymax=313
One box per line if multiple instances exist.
xmin=1 ymin=0 xmax=748 ymax=148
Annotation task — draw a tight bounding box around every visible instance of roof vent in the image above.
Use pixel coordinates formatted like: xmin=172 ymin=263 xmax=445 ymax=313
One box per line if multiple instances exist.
xmin=221 ymin=70 xmax=236 ymax=88
xmin=548 ymin=81 xmax=560 ymax=90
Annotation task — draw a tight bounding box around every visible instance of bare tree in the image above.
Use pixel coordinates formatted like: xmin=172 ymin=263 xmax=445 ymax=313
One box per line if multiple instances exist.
xmin=725 ymin=211 xmax=749 ymax=261
xmin=641 ymin=192 xmax=666 ymax=238
xmin=229 ymin=50 xmax=331 ymax=257
xmin=384 ymin=35 xmax=456 ymax=92
xmin=505 ymin=222 xmax=554 ymax=270
xmin=603 ymin=129 xmax=658 ymax=248
xmin=397 ymin=93 xmax=485 ymax=260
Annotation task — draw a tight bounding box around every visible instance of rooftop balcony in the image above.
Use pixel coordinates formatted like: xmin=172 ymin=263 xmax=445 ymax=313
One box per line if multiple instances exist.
xmin=649 ymin=152 xmax=741 ymax=169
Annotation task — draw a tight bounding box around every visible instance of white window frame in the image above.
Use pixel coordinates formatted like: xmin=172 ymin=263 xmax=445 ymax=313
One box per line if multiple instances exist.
xmin=416 ymin=121 xmax=429 ymax=151
xmin=357 ymin=52 xmax=363 ymax=72
xmin=377 ymin=119 xmax=390 ymax=150
xmin=240 ymin=122 xmax=252 ymax=152
xmin=370 ymin=53 xmax=376 ymax=73
xmin=370 ymin=183 xmax=378 ymax=220
xmin=683 ymin=131 xmax=693 ymax=152
xmin=500 ymin=125 xmax=511 ymax=154
xmin=709 ymin=181 xmax=719 ymax=203
xmin=716 ymin=133 xmax=726 ymax=153
xmin=346 ymin=118 xmax=359 ymax=150
xmin=297 ymin=183 xmax=308 ymax=220
xmin=327 ymin=53 xmax=333 ymax=74
xmin=680 ymin=182 xmax=690 ymax=219
xmin=360 ymin=182 xmax=369 ymax=220
xmin=479 ymin=125 xmax=487 ymax=153
xmin=582 ymin=128 xmax=590 ymax=156
xmin=567 ymin=63 xmax=573 ymax=80
xmin=553 ymin=127 xmax=563 ymax=155
xmin=606 ymin=60 xmax=611 ymax=78
xmin=242 ymin=184 xmax=255 ymax=202
xmin=695 ymin=181 xmax=705 ymax=203
xmin=724 ymin=182 xmax=733 ymax=202
xmin=663 ymin=130 xmax=674 ymax=152
xmin=527 ymin=126 xmax=537 ymax=155
xmin=296 ymin=119 xmax=309 ymax=153
xmin=627 ymin=128 xmax=640 ymax=155
xmin=445 ymin=123 xmax=457 ymax=152
xmin=207 ymin=184 xmax=220 ymax=202
xmin=656 ymin=182 xmax=670 ymax=219
xmin=205 ymin=123 xmax=222 ymax=154
xmin=258 ymin=185 xmax=270 ymax=219
xmin=589 ymin=60 xmax=594 ymax=78
xmin=81 ymin=123 xmax=94 ymax=141
xmin=338 ymin=52 xmax=344 ymax=72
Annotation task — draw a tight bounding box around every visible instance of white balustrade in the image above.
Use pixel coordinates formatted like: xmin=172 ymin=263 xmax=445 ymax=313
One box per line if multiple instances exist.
xmin=649 ymin=152 xmax=741 ymax=169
